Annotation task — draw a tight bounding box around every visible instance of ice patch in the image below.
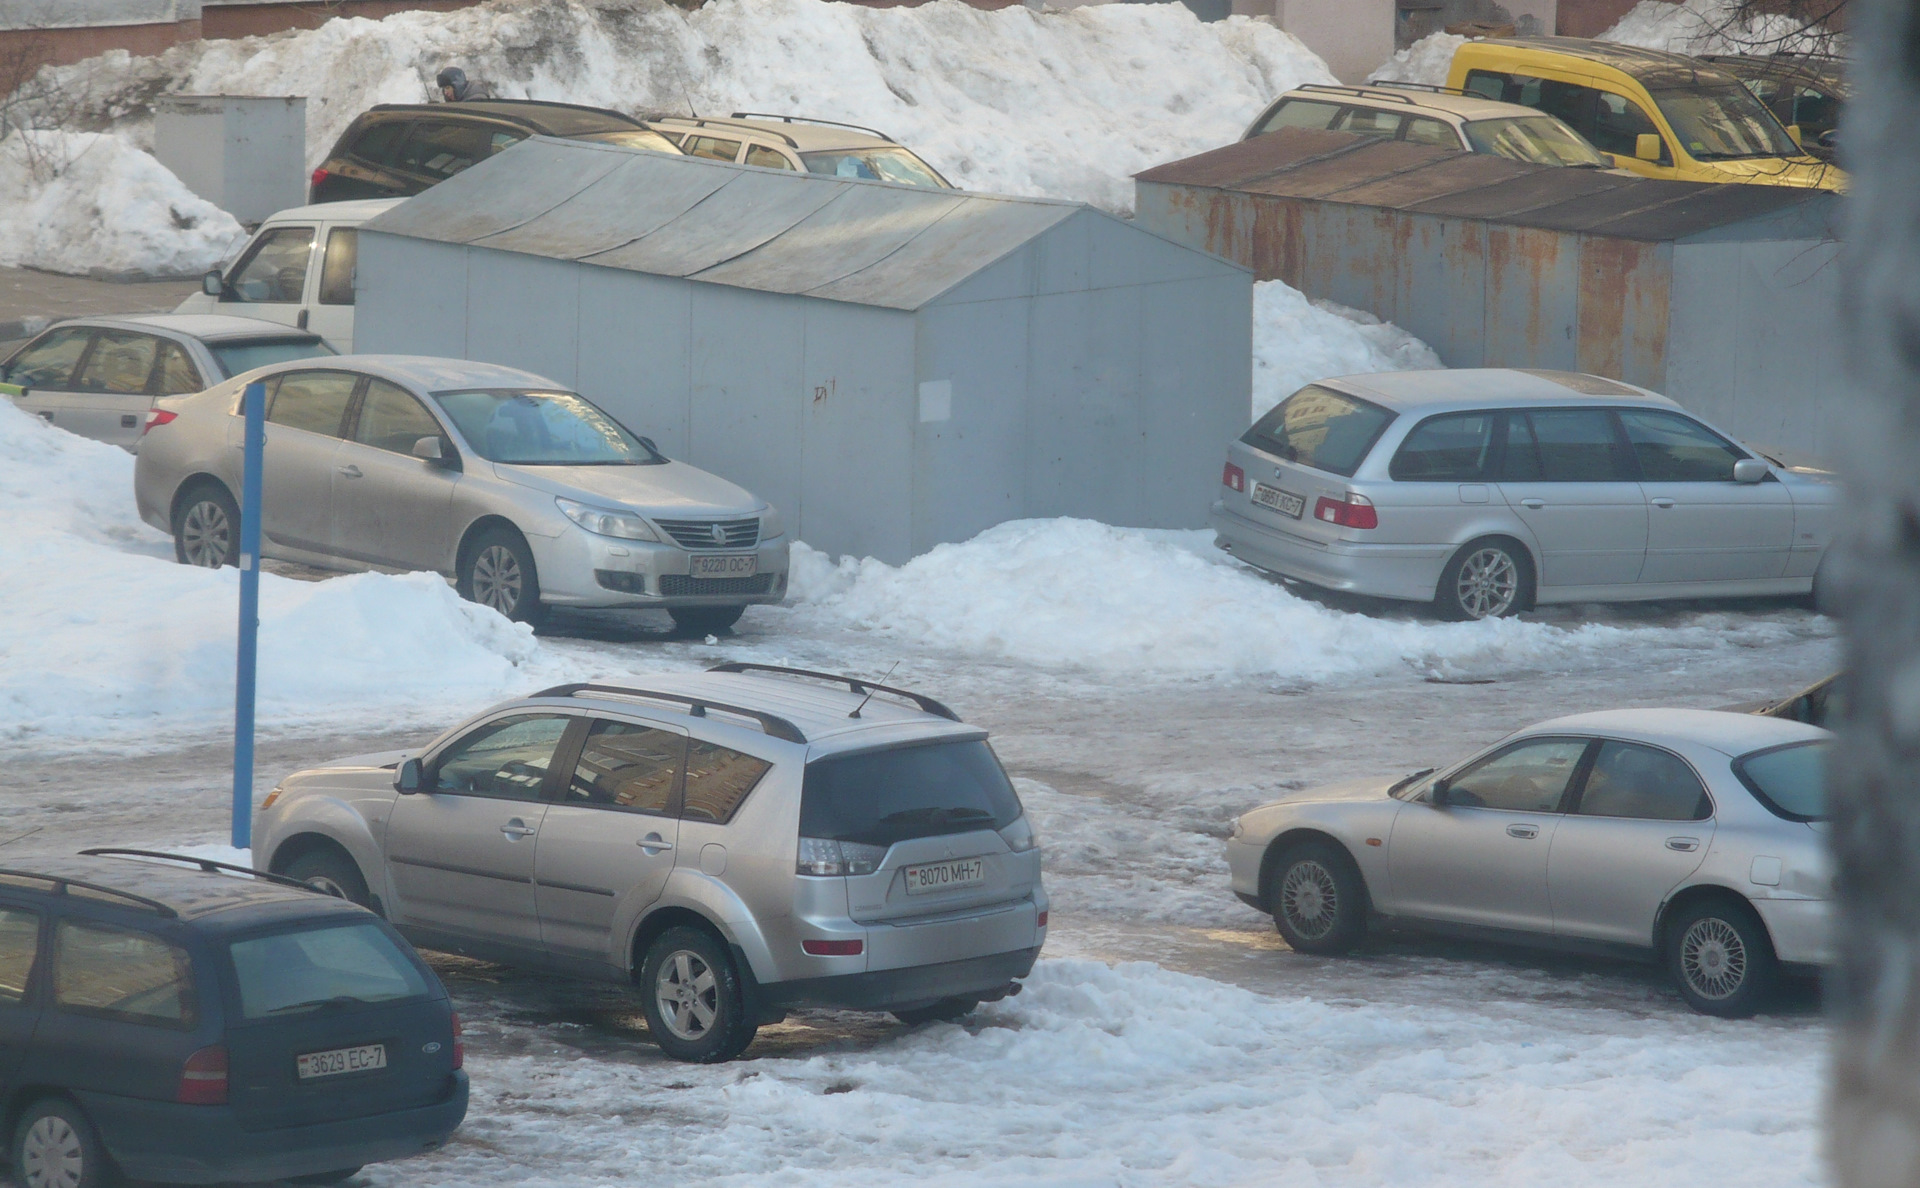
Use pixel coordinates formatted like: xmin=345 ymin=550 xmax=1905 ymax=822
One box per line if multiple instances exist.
xmin=1369 ymin=32 xmax=1468 ymax=87
xmin=1254 ymin=279 xmax=1444 ymax=420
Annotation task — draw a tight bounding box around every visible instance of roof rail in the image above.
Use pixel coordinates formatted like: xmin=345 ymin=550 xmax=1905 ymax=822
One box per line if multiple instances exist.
xmin=1296 ymin=83 xmax=1418 ymax=105
xmin=729 ymin=112 xmax=898 ymax=143
xmin=648 ymin=115 xmax=800 ymax=148
xmin=0 ymin=867 xmax=176 ymax=917
xmin=78 ymin=848 xmax=329 ymax=895
xmin=705 ymin=662 xmax=960 ymax=722
xmin=1364 ymin=80 xmax=1478 ymax=97
xmin=531 ymin=683 xmax=809 ymax=743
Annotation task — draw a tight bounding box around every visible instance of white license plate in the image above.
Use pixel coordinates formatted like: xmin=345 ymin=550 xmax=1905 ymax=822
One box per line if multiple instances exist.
xmin=689 ymin=554 xmax=757 ymax=578
xmin=902 ymin=858 xmax=986 ymax=895
xmin=1252 ymin=483 xmax=1305 ymax=519
xmin=296 ymin=1043 xmax=386 ymax=1080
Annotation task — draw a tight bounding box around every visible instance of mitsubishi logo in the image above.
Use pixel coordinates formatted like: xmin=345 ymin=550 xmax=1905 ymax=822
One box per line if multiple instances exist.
xmin=709 ymin=523 xmax=727 ymax=544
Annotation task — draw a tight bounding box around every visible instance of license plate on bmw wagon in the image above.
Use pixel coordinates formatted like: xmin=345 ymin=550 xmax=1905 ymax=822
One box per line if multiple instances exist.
xmin=297 ymin=1043 xmax=386 ymax=1079
xmin=902 ymin=858 xmax=986 ymax=895
xmin=689 ymin=554 xmax=757 ymax=578
xmin=1252 ymin=483 xmax=1305 ymax=519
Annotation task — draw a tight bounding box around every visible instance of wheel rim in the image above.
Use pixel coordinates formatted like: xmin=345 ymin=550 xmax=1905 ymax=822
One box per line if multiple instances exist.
xmin=180 ymin=500 xmax=232 ymax=568
xmin=21 ymin=1114 xmax=84 ymax=1188
xmin=1456 ymin=547 xmax=1519 ymax=619
xmin=655 ymin=949 xmax=718 ymax=1042
xmin=1680 ymin=917 xmax=1749 ymax=1000
xmin=471 ymin=545 xmax=523 ymax=615
xmin=1279 ymin=859 xmax=1340 ymax=941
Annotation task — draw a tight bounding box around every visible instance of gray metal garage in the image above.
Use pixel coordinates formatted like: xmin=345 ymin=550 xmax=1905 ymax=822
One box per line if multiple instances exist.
xmin=355 ymin=137 xmax=1253 ymax=563
xmin=1134 ymin=128 xmax=1844 ymax=465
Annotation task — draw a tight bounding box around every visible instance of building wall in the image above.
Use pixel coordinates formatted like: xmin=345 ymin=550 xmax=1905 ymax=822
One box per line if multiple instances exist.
xmin=1226 ymin=0 xmax=1394 ymax=82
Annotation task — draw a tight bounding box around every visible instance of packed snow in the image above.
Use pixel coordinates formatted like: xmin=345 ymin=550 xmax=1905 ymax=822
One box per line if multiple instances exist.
xmin=1253 ymin=280 xmax=1443 ymax=418
xmin=1368 ymin=31 xmax=1467 ymax=86
xmin=1599 ymin=0 xmax=1840 ymax=55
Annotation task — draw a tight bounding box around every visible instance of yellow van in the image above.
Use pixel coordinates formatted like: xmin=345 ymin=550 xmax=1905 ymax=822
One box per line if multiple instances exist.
xmin=1447 ymin=37 xmax=1843 ymax=189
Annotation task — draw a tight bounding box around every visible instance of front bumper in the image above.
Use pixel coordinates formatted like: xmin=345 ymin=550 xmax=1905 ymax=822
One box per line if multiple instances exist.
xmin=1753 ymin=897 xmax=1832 ymax=966
xmin=1210 ymin=501 xmax=1449 ymax=604
xmin=530 ymin=526 xmax=792 ymax=608
xmin=80 ymin=1072 xmax=468 ymax=1184
xmin=1226 ymin=836 xmax=1267 ymax=910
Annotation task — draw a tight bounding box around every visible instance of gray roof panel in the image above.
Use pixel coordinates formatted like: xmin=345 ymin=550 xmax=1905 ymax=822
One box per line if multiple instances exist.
xmin=586 ymin=166 xmax=846 ymax=277
xmin=371 ymin=137 xmax=635 ymax=245
xmin=474 ymin=153 xmax=733 ymax=259
xmin=808 ymin=199 xmax=1078 ymax=307
xmin=694 ymin=183 xmax=968 ymax=296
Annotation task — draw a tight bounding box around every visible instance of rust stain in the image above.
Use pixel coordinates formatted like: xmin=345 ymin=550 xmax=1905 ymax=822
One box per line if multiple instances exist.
xmin=1577 ymin=237 xmax=1670 ymax=386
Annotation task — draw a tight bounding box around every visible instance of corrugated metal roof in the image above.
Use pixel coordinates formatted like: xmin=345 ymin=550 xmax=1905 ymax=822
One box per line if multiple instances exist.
xmin=1135 ymin=127 xmax=1833 ymax=242
xmin=363 ymin=137 xmax=1084 ymax=311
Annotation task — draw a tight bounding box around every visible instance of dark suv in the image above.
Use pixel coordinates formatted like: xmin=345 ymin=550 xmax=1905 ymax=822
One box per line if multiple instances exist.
xmin=309 ymin=99 xmax=683 ymax=203
xmin=0 ymin=850 xmax=466 ymax=1188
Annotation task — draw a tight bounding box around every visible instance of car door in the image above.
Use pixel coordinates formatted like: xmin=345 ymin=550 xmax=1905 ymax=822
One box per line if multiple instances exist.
xmin=216 ymin=225 xmax=317 ymax=330
xmin=0 ymin=904 xmax=44 ymax=1094
xmin=1548 ymin=740 xmax=1716 ymax=947
xmin=332 ymin=378 xmax=461 ymax=570
xmin=308 ymin=225 xmax=360 ymax=351
xmin=252 ymin=370 xmax=359 ymax=556
xmin=1497 ymin=408 xmax=1648 ymax=590
xmin=1 ymin=325 xmax=93 ymax=430
xmin=1386 ymin=736 xmax=1591 ymax=933
xmin=535 ymin=717 xmax=687 ymax=964
xmin=384 ymin=712 xmax=573 ymax=951
xmin=1617 ymin=409 xmax=1794 ymax=583
xmin=65 ymin=328 xmax=164 ymax=448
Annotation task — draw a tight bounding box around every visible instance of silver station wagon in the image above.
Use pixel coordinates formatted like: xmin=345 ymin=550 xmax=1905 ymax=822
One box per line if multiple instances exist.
xmin=1228 ymin=709 xmax=1831 ymax=1016
xmin=1211 ymin=369 xmax=1837 ymax=619
xmin=254 ymin=665 xmax=1048 ymax=1062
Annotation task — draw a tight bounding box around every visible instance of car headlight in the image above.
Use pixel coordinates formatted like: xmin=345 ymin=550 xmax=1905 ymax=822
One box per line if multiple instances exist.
xmin=761 ymin=505 xmax=783 ymax=539
xmin=556 ymin=497 xmax=659 ymax=542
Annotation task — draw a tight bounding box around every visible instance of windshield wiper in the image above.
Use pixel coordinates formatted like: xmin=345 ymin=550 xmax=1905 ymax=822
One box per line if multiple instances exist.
xmin=1388 ymin=768 xmax=1435 ymax=796
xmin=877 ymin=806 xmax=995 ymax=825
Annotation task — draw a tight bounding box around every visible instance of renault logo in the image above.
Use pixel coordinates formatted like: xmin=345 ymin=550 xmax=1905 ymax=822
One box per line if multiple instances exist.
xmin=709 ymin=523 xmax=727 ymax=544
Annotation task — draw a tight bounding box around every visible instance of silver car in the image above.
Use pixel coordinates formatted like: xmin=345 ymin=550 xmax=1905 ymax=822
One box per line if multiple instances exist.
xmin=133 ymin=355 xmax=788 ymax=631
xmin=1226 ymin=708 xmax=1830 ymax=1016
xmin=253 ymin=665 xmax=1049 ymax=1062
xmin=1211 ymin=369 xmax=1838 ymax=619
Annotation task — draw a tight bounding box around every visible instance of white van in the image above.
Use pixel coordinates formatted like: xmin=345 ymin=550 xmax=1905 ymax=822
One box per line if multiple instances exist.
xmin=174 ymin=197 xmax=402 ymax=353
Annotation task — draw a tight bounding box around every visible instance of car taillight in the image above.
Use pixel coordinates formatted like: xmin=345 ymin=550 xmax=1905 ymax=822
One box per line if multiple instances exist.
xmin=1313 ymin=492 xmax=1377 ymax=530
xmin=143 ymin=408 xmax=178 ymax=435
xmin=1037 ymin=910 xmax=1049 ymax=928
xmin=451 ymin=1012 xmax=464 ymax=1071
xmin=796 ymin=837 xmax=885 ymax=876
xmin=177 ymin=1044 xmax=228 ymax=1105
xmin=1222 ymin=461 xmax=1245 ymax=493
xmin=310 ymin=166 xmax=330 ymax=191
xmin=802 ymin=939 xmax=864 ymax=956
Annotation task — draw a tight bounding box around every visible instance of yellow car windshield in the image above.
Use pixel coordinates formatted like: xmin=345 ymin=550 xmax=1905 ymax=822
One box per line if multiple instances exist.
xmin=1652 ymin=86 xmax=1800 ymax=160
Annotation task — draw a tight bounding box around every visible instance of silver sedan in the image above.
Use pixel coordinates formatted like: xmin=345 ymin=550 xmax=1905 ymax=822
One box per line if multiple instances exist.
xmin=1226 ymin=709 xmax=1830 ymax=1016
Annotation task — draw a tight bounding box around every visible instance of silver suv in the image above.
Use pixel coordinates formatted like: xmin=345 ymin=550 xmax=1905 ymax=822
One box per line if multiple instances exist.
xmin=646 ymin=114 xmax=953 ymax=189
xmin=253 ymin=665 xmax=1048 ymax=1062
xmin=132 ymin=355 xmax=788 ymax=632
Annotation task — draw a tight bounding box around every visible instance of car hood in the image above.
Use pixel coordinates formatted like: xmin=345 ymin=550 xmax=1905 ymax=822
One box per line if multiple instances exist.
xmin=490 ymin=459 xmax=765 ymax=517
xmin=1698 ymin=154 xmax=1844 ymax=190
xmin=324 ymin=748 xmax=410 ymax=771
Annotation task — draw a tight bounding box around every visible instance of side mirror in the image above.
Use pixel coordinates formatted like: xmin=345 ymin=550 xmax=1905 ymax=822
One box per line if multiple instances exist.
xmin=1787 ymin=123 xmax=1803 ymax=148
xmin=395 ymin=757 xmax=424 ymax=793
xmin=411 ymin=435 xmax=444 ymax=462
xmin=1732 ymin=458 xmax=1770 ymax=484
xmin=1428 ymin=778 xmax=1451 ymax=807
xmin=1635 ymin=133 xmax=1663 ymax=163
xmin=203 ymin=269 xmax=224 ymax=297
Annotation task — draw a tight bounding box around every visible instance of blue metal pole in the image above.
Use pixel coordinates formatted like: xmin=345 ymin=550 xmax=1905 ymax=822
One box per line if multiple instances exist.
xmin=232 ymin=381 xmax=265 ymax=852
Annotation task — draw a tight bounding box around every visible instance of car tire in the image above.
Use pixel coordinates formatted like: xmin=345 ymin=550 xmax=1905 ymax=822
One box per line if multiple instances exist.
xmin=669 ymin=606 xmax=746 ymax=636
xmin=14 ymin=1098 xmax=115 ymax=1188
xmin=892 ymin=997 xmax=980 ymax=1025
xmin=1665 ymin=897 xmax=1778 ymax=1018
xmin=282 ymin=848 xmax=371 ymax=908
xmin=1266 ymin=840 xmax=1368 ymax=955
xmin=458 ymin=527 xmax=544 ymax=625
xmin=1435 ymin=537 xmax=1531 ymax=621
xmin=290 ymin=1169 xmax=363 ymax=1186
xmin=640 ymin=926 xmax=757 ymax=1063
xmin=173 ymin=483 xmax=240 ymax=569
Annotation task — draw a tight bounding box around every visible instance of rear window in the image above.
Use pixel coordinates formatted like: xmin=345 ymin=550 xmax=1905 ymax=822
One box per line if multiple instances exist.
xmin=1241 ymin=385 xmax=1395 ymax=477
xmin=230 ymin=921 xmax=431 ymax=1019
xmin=211 ymin=338 xmax=335 ymax=380
xmin=1734 ymin=739 xmax=1828 ymax=822
xmin=801 ymin=740 xmax=1024 ymax=847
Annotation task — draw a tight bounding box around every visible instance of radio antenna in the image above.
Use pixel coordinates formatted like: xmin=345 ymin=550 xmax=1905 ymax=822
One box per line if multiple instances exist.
xmin=849 ymin=661 xmax=902 ymax=719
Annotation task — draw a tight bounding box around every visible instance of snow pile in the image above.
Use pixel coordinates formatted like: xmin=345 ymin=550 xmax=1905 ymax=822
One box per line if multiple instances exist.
xmin=0 ymin=131 xmax=243 ymax=276
xmin=46 ymin=0 xmax=1332 ymax=214
xmin=1369 ymin=31 xmax=1468 ymax=86
xmin=0 ymin=402 xmax=539 ymax=741
xmin=1600 ymin=0 xmax=1839 ymax=55
xmin=1254 ymin=280 xmax=1444 ymax=419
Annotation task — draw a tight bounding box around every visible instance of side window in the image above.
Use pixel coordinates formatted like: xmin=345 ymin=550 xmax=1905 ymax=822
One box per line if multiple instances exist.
xmin=153 ymin=341 xmax=204 ymax=396
xmin=431 ymin=714 xmax=573 ymax=801
xmin=1333 ymin=107 xmax=1404 ymax=139
xmin=227 ymin=227 xmax=315 ymax=304
xmin=346 ymin=121 xmax=408 ymax=166
xmin=1462 ymin=69 xmax=1513 ymax=102
xmin=488 ymin=130 xmax=526 ymax=155
xmin=54 ymin=920 xmax=196 ymax=1027
xmin=1500 ymin=411 xmax=1543 ymax=481
xmin=1527 ymin=409 xmax=1634 ymax=482
xmin=1576 ymin=741 xmax=1711 ymax=821
xmin=4 ymin=327 xmax=93 ymax=387
xmin=565 ymin=720 xmax=685 ymax=815
xmin=1252 ymin=98 xmax=1345 ymax=135
xmin=1618 ymin=410 xmax=1744 ymax=481
xmin=71 ymin=330 xmax=160 ymax=394
xmin=396 ymin=121 xmax=498 ymax=179
xmin=267 ymin=370 xmax=358 ymax=438
xmin=1389 ymin=412 xmax=1497 ymax=481
xmin=318 ymin=228 xmax=357 ymax=306
xmin=681 ymin=740 xmax=773 ymax=824
xmin=1444 ymin=738 xmax=1590 ymax=812
xmin=0 ymin=908 xmax=40 ymax=1003
xmin=1792 ymin=86 xmax=1838 ymax=136
xmin=1537 ymin=79 xmax=1599 ymax=141
xmin=1589 ymin=90 xmax=1665 ymax=159
xmin=353 ymin=379 xmax=443 ymax=454
xmin=1403 ymin=117 xmax=1459 ymax=148
xmin=744 ymin=144 xmax=794 ymax=170
xmin=685 ymin=135 xmax=742 ymax=162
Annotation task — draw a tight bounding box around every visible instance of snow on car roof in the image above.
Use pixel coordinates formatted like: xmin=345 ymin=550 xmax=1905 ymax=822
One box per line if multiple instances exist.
xmin=1520 ymin=707 xmax=1829 ymax=756
xmin=1324 ymin=367 xmax=1681 ymax=410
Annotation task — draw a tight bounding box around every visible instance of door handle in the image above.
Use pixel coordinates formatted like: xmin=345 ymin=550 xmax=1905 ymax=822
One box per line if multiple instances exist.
xmin=1506 ymin=823 xmax=1540 ymax=839
xmin=1666 ymin=837 xmax=1700 ymax=852
xmin=1651 ymin=497 xmax=1676 ymax=509
xmin=1520 ymin=498 xmax=1544 ymax=510
xmin=499 ymin=821 xmax=536 ymax=838
xmin=638 ymin=833 xmax=674 ymax=853
xmin=336 ymin=464 xmax=363 ymax=478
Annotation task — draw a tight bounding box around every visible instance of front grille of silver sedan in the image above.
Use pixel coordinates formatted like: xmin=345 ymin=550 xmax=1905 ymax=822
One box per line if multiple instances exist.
xmin=654 ymin=517 xmax=761 ymax=550
xmin=658 ymin=574 xmax=779 ymax=596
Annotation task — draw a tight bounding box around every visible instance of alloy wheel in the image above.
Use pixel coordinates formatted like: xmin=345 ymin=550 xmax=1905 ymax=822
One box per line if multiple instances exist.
xmin=471 ymin=545 xmax=523 ymax=615
xmin=1456 ymin=547 xmax=1519 ymax=619
xmin=180 ymin=500 xmax=232 ymax=568
xmin=1680 ymin=916 xmax=1748 ymax=1000
xmin=655 ymin=950 xmax=718 ymax=1041
xmin=20 ymin=1114 xmax=85 ymax=1188
xmin=1280 ymin=859 xmax=1340 ymax=942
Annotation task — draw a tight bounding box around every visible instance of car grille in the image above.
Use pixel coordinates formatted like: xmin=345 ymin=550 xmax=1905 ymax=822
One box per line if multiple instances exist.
xmin=659 ymin=574 xmax=779 ymax=597
xmin=654 ymin=517 xmax=760 ymax=550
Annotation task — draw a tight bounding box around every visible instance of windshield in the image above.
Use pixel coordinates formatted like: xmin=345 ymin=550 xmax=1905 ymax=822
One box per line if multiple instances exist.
xmin=801 ymin=147 xmax=950 ymax=189
xmin=1652 ymin=86 xmax=1799 ymax=160
xmin=1733 ymin=739 xmax=1828 ymax=822
xmin=1241 ymin=384 xmax=1395 ymax=477
xmin=211 ymin=338 xmax=334 ymax=379
xmin=575 ymin=129 xmax=683 ymax=154
xmin=801 ymin=740 xmax=1024 ymax=847
xmin=229 ymin=921 xmax=431 ymax=1019
xmin=1464 ymin=116 xmax=1610 ymax=167
xmin=432 ymin=389 xmax=663 ymax=466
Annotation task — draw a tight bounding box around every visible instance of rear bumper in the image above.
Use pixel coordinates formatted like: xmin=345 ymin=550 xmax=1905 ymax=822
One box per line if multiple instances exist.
xmin=1209 ymin=501 xmax=1449 ymax=603
xmin=762 ymin=946 xmax=1041 ymax=1012
xmin=79 ymin=1072 xmax=468 ymax=1184
xmin=1753 ymin=897 xmax=1832 ymax=966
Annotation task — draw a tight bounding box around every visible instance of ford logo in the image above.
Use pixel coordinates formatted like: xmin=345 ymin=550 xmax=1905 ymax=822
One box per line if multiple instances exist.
xmin=709 ymin=523 xmax=727 ymax=544
xmin=422 ymin=1042 xmax=442 ymax=1054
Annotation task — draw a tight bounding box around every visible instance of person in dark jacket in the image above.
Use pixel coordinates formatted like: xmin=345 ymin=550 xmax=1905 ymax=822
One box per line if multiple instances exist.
xmin=436 ymin=67 xmax=489 ymax=102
